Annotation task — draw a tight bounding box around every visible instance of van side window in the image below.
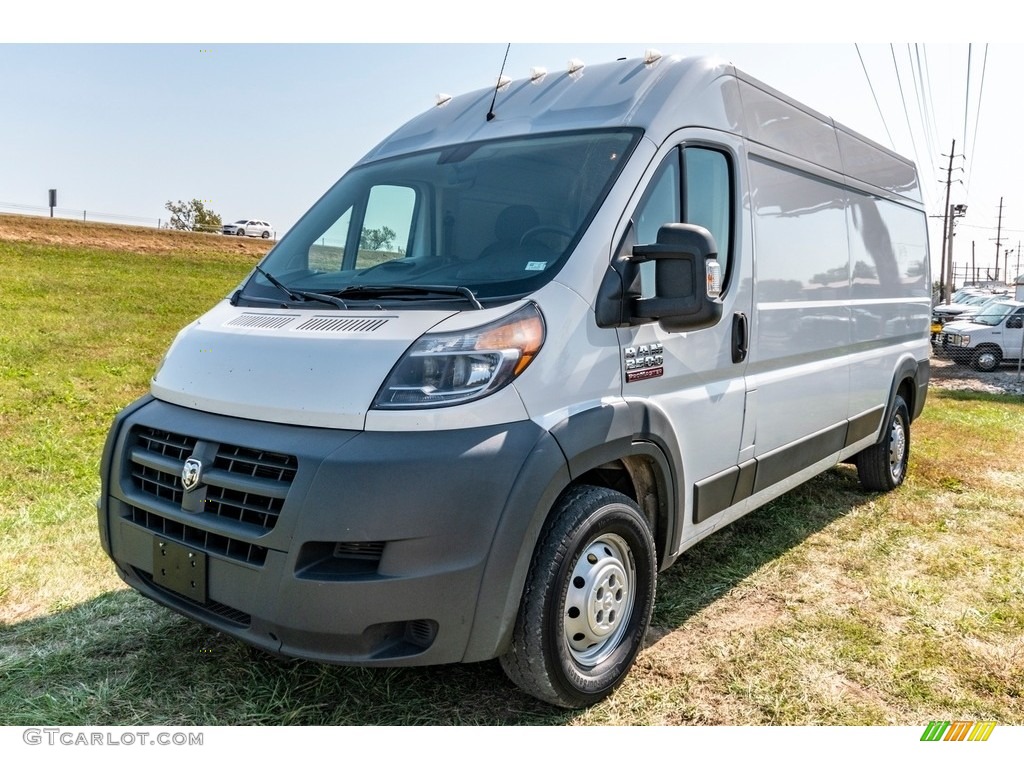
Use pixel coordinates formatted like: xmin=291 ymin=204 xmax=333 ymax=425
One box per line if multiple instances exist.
xmin=1008 ymin=309 xmax=1024 ymax=330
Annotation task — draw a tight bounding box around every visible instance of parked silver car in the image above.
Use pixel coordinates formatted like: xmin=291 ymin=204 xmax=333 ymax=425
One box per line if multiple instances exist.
xmin=222 ymin=219 xmax=273 ymax=239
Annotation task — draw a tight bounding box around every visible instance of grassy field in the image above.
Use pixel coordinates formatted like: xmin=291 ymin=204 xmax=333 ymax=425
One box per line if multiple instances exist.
xmin=1 ymin=217 xmax=1022 ymax=726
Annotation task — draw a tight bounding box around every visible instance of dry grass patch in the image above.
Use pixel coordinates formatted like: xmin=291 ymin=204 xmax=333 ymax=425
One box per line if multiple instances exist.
xmin=0 ymin=213 xmax=272 ymax=260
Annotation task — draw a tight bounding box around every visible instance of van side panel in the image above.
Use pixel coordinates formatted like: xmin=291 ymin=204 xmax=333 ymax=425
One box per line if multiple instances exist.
xmin=846 ymin=194 xmax=931 ymax=418
xmin=747 ymin=155 xmax=853 ymax=455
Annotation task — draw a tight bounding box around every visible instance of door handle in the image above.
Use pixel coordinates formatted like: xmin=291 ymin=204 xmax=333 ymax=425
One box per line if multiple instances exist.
xmin=732 ymin=312 xmax=748 ymax=364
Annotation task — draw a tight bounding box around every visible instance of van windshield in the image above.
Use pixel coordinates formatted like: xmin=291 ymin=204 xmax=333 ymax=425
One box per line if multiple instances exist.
xmin=242 ymin=129 xmax=641 ymax=306
xmin=970 ymin=302 xmax=1016 ymax=326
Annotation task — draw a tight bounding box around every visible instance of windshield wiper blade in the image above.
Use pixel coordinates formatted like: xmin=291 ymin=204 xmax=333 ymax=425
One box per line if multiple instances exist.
xmin=253 ymin=266 xmax=349 ymax=309
xmin=334 ymin=284 xmax=483 ymax=309
xmin=254 ymin=265 xmax=300 ymax=301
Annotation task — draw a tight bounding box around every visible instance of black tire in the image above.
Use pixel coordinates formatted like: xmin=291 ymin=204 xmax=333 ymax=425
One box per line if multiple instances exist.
xmin=261 ymin=230 xmax=270 ymax=239
xmin=856 ymin=394 xmax=910 ymax=491
xmin=499 ymin=485 xmax=656 ymax=708
xmin=237 ymin=229 xmax=246 ymax=237
xmin=972 ymin=346 xmax=1001 ymax=372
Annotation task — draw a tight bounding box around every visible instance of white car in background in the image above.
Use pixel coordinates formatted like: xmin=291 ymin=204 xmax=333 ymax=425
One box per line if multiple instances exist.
xmin=222 ymin=219 xmax=273 ymax=239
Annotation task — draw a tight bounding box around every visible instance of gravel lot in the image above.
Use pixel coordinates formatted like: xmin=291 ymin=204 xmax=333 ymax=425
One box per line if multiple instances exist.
xmin=930 ymin=353 xmax=1024 ymax=395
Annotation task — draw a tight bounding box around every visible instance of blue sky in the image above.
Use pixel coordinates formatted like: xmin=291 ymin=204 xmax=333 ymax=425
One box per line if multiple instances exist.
xmin=3 ymin=4 xmax=1022 ymax=281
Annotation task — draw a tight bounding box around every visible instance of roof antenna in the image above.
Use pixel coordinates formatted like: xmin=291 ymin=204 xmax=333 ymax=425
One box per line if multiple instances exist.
xmin=486 ymin=44 xmax=511 ymax=122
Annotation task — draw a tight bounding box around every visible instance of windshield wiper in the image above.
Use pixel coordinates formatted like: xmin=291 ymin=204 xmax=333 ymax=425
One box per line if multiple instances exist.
xmin=333 ymin=284 xmax=483 ymax=309
xmin=253 ymin=266 xmax=349 ymax=309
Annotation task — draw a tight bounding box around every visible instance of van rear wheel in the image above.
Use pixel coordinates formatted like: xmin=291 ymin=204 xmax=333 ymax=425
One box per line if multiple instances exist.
xmin=499 ymin=485 xmax=656 ymax=708
xmin=856 ymin=394 xmax=910 ymax=492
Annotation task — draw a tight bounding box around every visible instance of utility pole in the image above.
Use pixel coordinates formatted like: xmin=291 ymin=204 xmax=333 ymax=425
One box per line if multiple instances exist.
xmin=944 ymin=203 xmax=968 ymax=300
xmin=994 ymin=197 xmax=1004 ymax=282
xmin=939 ymin=140 xmax=956 ymax=303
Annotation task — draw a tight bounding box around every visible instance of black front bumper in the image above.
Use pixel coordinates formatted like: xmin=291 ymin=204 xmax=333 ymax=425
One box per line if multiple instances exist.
xmin=98 ymin=396 xmax=563 ymax=666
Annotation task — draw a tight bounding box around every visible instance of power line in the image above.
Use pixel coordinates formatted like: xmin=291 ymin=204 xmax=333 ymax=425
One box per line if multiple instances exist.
xmin=962 ymin=44 xmax=973 ymax=159
xmin=910 ymin=44 xmax=937 ymax=173
xmin=959 ymin=223 xmax=1024 ymax=233
xmin=964 ymin=43 xmax=989 ymax=199
xmin=890 ymin=45 xmax=930 ymax=206
xmin=921 ymin=46 xmax=940 ymax=159
xmin=855 ymin=44 xmax=896 ymax=148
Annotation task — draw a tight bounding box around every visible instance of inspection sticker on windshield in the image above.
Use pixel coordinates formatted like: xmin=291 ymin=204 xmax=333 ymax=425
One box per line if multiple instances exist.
xmin=525 ymin=262 xmax=547 ymax=271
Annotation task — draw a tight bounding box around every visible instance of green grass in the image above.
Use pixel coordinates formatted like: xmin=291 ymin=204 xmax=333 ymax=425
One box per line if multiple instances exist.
xmin=1 ymin=234 xmax=1023 ymax=725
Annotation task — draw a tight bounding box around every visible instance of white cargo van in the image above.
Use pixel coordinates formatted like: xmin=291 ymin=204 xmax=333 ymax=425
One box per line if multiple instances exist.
xmin=98 ymin=53 xmax=931 ymax=708
xmin=939 ymin=299 xmax=1024 ymax=371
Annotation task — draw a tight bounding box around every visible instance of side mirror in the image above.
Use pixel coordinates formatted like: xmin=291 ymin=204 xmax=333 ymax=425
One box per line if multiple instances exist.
xmin=632 ymin=224 xmax=723 ymax=332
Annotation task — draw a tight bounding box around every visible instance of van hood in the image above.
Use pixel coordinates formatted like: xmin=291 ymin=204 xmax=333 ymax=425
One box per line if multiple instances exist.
xmin=942 ymin=318 xmax=990 ymax=335
xmin=150 ymin=302 xmax=457 ymax=429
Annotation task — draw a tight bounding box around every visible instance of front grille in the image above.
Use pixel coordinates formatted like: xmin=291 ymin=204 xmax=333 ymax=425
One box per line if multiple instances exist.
xmin=127 ymin=505 xmax=269 ymax=567
xmin=127 ymin=427 xmax=297 ymax=535
xmin=214 ymin=443 xmax=297 ymax=483
xmin=130 ymin=429 xmax=197 ymax=506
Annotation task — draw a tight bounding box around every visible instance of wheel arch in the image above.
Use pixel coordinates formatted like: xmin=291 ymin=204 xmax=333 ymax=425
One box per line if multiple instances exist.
xmin=885 ymin=354 xmax=929 ymax=430
xmin=462 ymin=401 xmax=680 ymax=663
xmin=546 ymin=400 xmax=680 ymax=571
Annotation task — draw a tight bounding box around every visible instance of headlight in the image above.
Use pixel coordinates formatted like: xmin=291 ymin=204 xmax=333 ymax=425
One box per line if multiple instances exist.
xmin=957 ymin=334 xmax=970 ymax=347
xmin=372 ymin=302 xmax=545 ymax=409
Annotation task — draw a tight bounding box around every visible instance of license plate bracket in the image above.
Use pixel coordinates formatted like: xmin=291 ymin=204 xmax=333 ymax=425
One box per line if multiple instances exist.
xmin=152 ymin=537 xmax=208 ymax=603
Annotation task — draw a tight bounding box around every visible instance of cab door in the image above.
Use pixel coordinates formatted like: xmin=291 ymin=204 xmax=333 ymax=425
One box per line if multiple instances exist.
xmin=1001 ymin=307 xmax=1024 ymax=363
xmin=614 ymin=134 xmax=753 ymax=552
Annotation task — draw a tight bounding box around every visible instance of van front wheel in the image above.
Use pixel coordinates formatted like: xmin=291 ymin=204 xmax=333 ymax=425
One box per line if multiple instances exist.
xmin=856 ymin=394 xmax=910 ymax=492
xmin=500 ymin=485 xmax=656 ymax=708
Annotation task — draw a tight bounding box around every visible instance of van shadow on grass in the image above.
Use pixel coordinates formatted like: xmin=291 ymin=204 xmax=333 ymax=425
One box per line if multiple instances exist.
xmin=0 ymin=467 xmax=872 ymax=726
xmin=646 ymin=464 xmax=873 ymax=639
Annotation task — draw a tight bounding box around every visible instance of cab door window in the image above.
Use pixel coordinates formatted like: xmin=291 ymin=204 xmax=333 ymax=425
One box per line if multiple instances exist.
xmin=630 ymin=145 xmax=733 ymax=295
xmin=683 ymin=147 xmax=732 ymax=279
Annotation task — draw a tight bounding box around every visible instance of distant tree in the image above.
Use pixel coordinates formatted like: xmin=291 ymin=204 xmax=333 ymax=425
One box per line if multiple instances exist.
xmin=359 ymin=225 xmax=397 ymax=252
xmin=165 ymin=199 xmax=222 ymax=233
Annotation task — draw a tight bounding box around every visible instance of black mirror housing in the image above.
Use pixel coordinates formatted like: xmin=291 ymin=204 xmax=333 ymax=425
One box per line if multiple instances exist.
xmin=632 ymin=224 xmax=723 ymax=332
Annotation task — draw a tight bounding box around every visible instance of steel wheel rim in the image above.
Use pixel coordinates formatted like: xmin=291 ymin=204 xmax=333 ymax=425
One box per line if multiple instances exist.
xmin=889 ymin=415 xmax=907 ymax=480
xmin=978 ymin=351 xmax=997 ymax=370
xmin=564 ymin=532 xmax=635 ymax=667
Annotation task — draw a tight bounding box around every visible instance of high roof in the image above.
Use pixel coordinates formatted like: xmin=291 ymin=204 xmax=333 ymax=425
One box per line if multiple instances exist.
xmin=359 ymin=55 xmax=736 ymax=162
xmin=358 ymin=53 xmax=921 ymax=205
